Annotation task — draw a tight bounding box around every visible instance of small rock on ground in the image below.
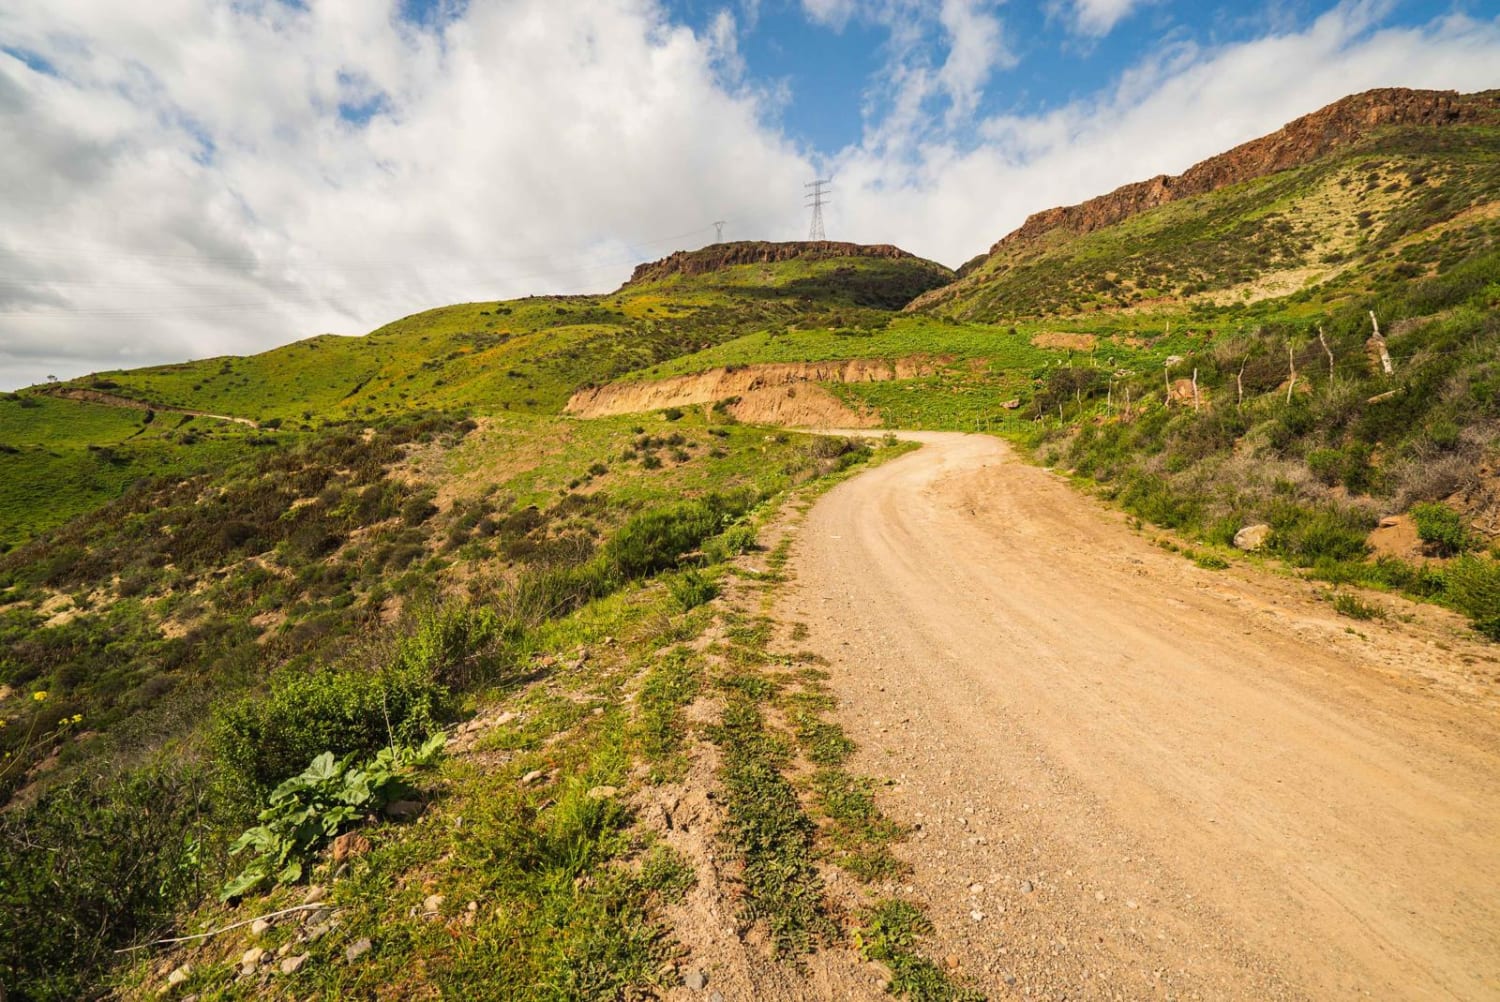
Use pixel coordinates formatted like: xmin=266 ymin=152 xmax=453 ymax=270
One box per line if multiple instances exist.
xmin=280 ymin=954 xmax=308 ymax=975
xmin=345 ymin=937 xmax=372 ymax=963
xmin=683 ymin=968 xmax=709 ymax=991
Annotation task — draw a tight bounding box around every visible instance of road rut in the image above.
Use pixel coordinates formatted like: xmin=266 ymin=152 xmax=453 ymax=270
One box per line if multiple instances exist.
xmin=781 ymin=432 xmax=1500 ymax=1001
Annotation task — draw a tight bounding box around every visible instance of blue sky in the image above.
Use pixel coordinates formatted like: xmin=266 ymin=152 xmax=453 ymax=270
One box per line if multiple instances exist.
xmin=657 ymin=0 xmax=1482 ymax=157
xmin=1 ymin=0 xmax=1497 ymax=388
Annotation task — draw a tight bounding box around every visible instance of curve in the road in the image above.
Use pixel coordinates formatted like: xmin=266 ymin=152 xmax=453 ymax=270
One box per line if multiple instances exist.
xmin=783 ymin=432 xmax=1500 ymax=1001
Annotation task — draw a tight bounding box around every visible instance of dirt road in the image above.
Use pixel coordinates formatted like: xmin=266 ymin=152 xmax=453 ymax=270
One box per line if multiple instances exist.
xmin=780 ymin=432 xmax=1500 ymax=1001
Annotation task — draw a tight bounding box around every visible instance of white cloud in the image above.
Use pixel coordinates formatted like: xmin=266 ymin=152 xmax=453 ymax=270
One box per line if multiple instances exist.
xmin=0 ymin=0 xmax=812 ymax=388
xmin=1 ymin=1 xmax=1498 ymax=389
xmin=800 ymin=0 xmax=1013 ymax=156
xmin=1070 ymin=0 xmax=1146 ymax=37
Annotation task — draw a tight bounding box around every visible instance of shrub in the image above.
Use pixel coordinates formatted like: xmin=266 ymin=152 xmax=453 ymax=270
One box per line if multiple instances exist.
xmin=662 ymin=407 xmax=684 ymax=421
xmin=1411 ymin=502 xmax=1470 ymax=556
xmin=1445 ymin=556 xmax=1500 ymax=640
xmin=1306 ymin=448 xmax=1343 ymax=486
xmin=221 ymin=736 xmax=444 ymax=899
xmin=216 ymin=659 xmax=450 ymax=794
xmin=0 ymin=763 xmax=210 ymax=1001
xmin=706 ymin=522 xmax=758 ymax=561
xmin=604 ymin=495 xmax=746 ymax=579
xmin=1331 ymin=591 xmax=1383 ymax=620
xmin=401 ymin=496 xmax=439 ymax=526
xmin=667 ymin=570 xmax=718 ymax=611
xmin=1268 ymin=505 xmax=1371 ymax=566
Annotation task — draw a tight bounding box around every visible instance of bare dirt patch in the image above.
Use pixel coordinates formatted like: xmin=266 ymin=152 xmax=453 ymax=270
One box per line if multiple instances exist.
xmin=564 ymin=359 xmax=939 ymax=427
xmin=1030 ymin=331 xmax=1097 ymax=351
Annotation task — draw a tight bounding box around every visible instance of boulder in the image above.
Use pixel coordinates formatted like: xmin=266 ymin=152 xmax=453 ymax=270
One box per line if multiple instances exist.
xmin=1233 ymin=524 xmax=1272 ymax=551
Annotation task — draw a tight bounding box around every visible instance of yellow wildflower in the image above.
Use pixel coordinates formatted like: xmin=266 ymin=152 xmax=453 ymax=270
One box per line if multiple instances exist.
xmin=32 ymin=690 xmax=48 ymax=702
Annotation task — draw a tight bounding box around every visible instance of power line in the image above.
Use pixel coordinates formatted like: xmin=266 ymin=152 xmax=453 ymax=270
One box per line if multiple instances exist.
xmin=713 ymin=220 xmax=725 ymax=243
xmin=804 ymin=179 xmax=830 ymax=241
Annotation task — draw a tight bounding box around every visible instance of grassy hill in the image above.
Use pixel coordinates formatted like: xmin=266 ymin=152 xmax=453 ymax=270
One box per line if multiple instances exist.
xmin=0 ymin=245 xmax=951 ymax=549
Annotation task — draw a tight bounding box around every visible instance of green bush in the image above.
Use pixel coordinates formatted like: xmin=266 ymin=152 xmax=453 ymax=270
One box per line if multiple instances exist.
xmin=1331 ymin=591 xmax=1383 ymax=621
xmin=706 ymin=522 xmax=758 ymax=562
xmin=222 ymin=736 xmax=444 ymax=899
xmin=1305 ymin=448 xmax=1344 ymax=486
xmin=1445 ymin=556 xmax=1500 ymax=641
xmin=604 ymin=494 xmax=747 ymax=579
xmin=1269 ymin=505 xmax=1371 ymax=566
xmin=668 ymin=570 xmax=718 ymax=611
xmin=216 ymin=660 xmax=449 ymax=795
xmin=1411 ymin=502 xmax=1470 ymax=556
xmin=0 ymin=763 xmax=211 ymax=1001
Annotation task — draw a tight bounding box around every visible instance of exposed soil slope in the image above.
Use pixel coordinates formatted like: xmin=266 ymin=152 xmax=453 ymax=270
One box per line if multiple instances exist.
xmin=781 ymin=433 xmax=1500 ymax=1001
xmin=564 ymin=359 xmax=936 ymax=426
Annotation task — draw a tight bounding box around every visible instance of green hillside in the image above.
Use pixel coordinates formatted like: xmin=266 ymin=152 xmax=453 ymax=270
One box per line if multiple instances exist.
xmin=44 ymin=245 xmax=953 ymax=426
xmin=0 ymin=246 xmax=951 ymax=548
xmin=918 ymin=122 xmax=1500 ymax=322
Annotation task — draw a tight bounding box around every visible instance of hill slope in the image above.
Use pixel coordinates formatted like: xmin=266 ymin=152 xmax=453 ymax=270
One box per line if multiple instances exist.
xmin=1 ymin=245 xmax=951 ymax=548
xmin=914 ymin=87 xmax=1500 ymax=320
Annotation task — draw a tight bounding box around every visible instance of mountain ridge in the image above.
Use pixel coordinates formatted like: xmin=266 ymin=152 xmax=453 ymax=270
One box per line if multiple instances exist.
xmin=993 ymin=88 xmax=1497 ymax=254
xmin=913 ymin=86 xmax=1500 ymax=312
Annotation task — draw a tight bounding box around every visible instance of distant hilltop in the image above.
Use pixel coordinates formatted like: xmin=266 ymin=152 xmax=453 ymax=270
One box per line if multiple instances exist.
xmin=986 ymin=87 xmax=1500 ymax=256
xmin=624 ymin=240 xmax=929 ymax=286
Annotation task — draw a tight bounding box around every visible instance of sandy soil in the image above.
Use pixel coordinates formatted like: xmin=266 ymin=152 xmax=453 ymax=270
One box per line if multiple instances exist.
xmin=564 ymin=359 xmax=940 ymax=427
xmin=778 ymin=432 xmax=1500 ymax=1001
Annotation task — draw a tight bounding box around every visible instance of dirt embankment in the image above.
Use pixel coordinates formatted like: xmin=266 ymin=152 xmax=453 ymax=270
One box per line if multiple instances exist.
xmin=564 ymin=358 xmax=937 ymax=428
xmin=43 ymin=387 xmax=259 ymax=428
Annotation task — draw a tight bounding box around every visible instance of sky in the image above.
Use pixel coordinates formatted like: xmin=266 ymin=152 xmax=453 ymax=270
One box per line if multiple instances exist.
xmin=1 ymin=0 xmax=1498 ymax=389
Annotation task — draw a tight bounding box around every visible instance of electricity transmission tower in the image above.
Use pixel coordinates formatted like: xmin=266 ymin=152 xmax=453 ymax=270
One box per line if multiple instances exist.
xmin=805 ymin=179 xmax=831 ymax=240
xmin=713 ymin=220 xmax=726 ymax=242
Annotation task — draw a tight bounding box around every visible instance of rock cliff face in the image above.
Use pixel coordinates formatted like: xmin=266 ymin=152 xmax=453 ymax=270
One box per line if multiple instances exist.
xmin=988 ymin=88 xmax=1500 ymax=256
xmin=625 ymin=241 xmax=928 ymax=285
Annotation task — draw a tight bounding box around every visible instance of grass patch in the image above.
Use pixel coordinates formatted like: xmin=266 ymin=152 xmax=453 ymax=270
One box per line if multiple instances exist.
xmin=708 ymin=695 xmax=833 ymax=956
xmin=1331 ymin=591 xmax=1385 ymax=621
xmin=856 ymin=899 xmax=986 ymax=1002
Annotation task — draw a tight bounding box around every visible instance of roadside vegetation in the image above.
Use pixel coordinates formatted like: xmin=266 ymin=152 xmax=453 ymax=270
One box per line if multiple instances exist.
xmin=0 ymin=395 xmax=891 ymax=998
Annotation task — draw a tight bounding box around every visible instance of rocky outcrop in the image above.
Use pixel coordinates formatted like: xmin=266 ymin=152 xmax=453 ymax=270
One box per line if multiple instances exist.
xmin=986 ymin=89 xmax=1499 ymax=256
xmin=624 ymin=241 xmax=931 ymax=286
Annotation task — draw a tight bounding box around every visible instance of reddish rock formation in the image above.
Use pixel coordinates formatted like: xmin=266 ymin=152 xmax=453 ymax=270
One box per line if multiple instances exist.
xmin=624 ymin=240 xmax=930 ymax=286
xmin=989 ymin=88 xmax=1500 ymax=255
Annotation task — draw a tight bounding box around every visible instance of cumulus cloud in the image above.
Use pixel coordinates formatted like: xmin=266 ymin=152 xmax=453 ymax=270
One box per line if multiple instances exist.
xmin=1 ymin=0 xmax=1497 ymax=389
xmin=0 ymin=0 xmax=811 ymax=388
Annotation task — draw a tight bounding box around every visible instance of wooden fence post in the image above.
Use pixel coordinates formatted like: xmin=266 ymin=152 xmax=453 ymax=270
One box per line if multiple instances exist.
xmin=1318 ymin=326 xmax=1335 ymax=383
xmin=1286 ymin=343 xmax=1297 ymax=404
